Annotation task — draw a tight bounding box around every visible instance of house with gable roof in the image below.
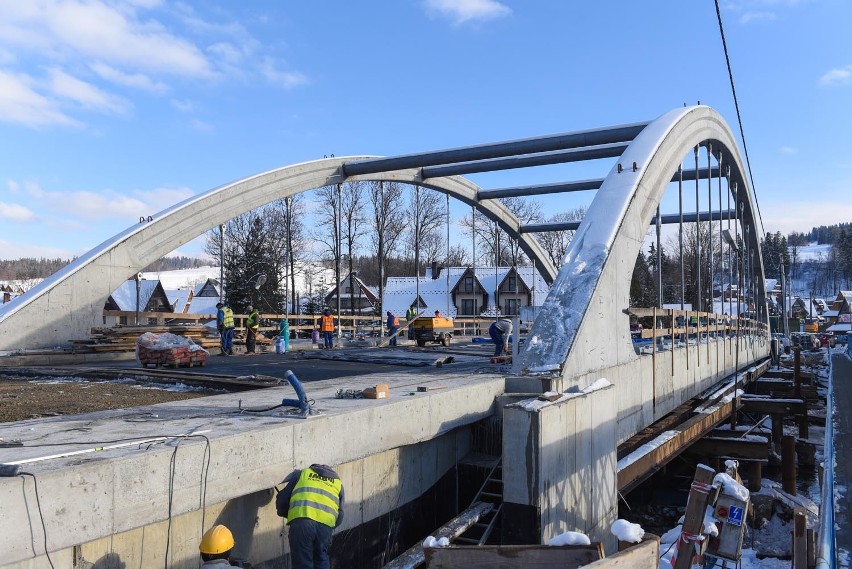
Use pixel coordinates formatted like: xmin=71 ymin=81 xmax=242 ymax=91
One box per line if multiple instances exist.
xmin=826 ymin=290 xmax=852 ymax=334
xmin=104 ymin=279 xmax=172 ymax=324
xmin=324 ymin=272 xmax=379 ymax=315
xmin=383 ymin=264 xmax=550 ymax=320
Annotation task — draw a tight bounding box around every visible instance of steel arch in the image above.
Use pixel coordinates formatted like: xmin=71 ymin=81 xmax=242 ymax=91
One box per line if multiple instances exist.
xmin=0 ymin=159 xmax=556 ymax=350
xmin=518 ymin=105 xmax=767 ymax=383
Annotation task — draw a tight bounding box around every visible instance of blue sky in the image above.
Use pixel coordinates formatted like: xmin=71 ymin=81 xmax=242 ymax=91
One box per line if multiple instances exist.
xmin=1 ymin=0 xmax=851 ymax=261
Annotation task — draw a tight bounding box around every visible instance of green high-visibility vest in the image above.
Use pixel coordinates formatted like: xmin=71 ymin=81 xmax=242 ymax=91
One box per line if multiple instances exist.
xmin=287 ymin=467 xmax=342 ymax=528
xmin=222 ymin=307 xmax=234 ymax=328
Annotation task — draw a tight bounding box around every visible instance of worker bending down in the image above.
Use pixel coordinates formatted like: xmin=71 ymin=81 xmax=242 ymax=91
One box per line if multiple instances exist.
xmin=277 ymin=464 xmax=345 ymax=569
xmin=489 ymin=318 xmax=513 ymax=357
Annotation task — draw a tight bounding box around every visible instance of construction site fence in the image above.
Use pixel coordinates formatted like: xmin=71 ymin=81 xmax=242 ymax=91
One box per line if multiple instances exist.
xmin=102 ymin=310 xmax=527 ymax=338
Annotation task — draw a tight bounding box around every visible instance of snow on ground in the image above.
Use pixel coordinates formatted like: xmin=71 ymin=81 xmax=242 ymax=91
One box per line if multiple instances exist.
xmin=140 ymin=266 xmax=220 ymax=289
xmin=793 ymin=242 xmax=832 ymax=262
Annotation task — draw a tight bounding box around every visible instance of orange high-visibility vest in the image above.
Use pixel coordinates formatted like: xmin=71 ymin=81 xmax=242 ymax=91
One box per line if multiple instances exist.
xmin=321 ymin=314 xmax=335 ymax=332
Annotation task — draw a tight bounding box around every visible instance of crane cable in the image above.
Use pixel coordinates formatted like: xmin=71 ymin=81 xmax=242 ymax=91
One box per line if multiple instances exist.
xmin=713 ymin=0 xmax=764 ymax=237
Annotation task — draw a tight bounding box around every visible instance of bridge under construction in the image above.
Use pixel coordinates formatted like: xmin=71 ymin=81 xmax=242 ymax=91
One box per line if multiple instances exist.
xmin=0 ymin=105 xmax=774 ymax=568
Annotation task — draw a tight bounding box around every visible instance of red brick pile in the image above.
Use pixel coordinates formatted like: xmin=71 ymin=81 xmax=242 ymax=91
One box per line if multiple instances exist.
xmin=138 ymin=345 xmax=207 ymax=368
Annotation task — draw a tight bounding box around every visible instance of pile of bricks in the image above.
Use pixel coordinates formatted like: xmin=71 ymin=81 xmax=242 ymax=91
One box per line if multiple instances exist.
xmin=139 ymin=346 xmax=207 ymax=368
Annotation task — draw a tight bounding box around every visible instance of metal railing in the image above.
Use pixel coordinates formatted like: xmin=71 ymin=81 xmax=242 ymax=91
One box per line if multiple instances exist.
xmin=815 ymin=352 xmax=837 ymax=568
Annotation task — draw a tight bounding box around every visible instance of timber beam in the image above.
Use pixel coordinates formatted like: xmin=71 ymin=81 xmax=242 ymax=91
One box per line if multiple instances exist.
xmin=740 ymin=395 xmax=806 ymax=416
xmin=687 ymin=436 xmax=770 ymax=460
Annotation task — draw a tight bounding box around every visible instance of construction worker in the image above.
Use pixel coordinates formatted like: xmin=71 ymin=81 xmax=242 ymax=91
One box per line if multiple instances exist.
xmin=246 ymin=305 xmax=260 ymax=354
xmin=199 ymin=524 xmax=236 ymax=567
xmin=216 ymin=302 xmax=234 ymax=356
xmin=406 ymin=306 xmax=417 ymax=340
xmin=489 ymin=318 xmax=513 ymax=357
xmin=276 ymin=464 xmax=345 ymax=569
xmin=434 ymin=309 xmax=442 ymax=318
xmin=386 ymin=311 xmax=400 ymax=347
xmin=320 ymin=309 xmax=335 ymax=349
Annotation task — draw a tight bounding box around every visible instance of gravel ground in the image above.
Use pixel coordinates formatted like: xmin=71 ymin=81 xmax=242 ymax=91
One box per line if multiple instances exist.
xmin=0 ymin=376 xmax=209 ymax=423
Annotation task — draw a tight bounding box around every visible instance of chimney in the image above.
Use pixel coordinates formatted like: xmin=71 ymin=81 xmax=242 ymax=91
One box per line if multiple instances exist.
xmin=431 ymin=261 xmax=439 ymax=279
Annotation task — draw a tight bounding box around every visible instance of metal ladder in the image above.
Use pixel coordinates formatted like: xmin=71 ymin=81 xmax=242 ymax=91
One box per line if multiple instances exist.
xmin=455 ymin=458 xmax=503 ymax=545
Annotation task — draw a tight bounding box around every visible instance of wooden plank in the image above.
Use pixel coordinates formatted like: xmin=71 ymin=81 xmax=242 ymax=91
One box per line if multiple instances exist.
xmin=580 ymin=536 xmax=659 ymax=568
xmin=423 ymin=544 xmax=603 ymax=569
xmin=384 ymin=502 xmax=493 ymax=569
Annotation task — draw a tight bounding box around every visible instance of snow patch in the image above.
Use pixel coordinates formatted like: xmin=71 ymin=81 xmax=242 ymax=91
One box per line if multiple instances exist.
xmin=610 ymin=519 xmax=644 ymax=543
xmin=546 ymin=531 xmax=590 ymax=546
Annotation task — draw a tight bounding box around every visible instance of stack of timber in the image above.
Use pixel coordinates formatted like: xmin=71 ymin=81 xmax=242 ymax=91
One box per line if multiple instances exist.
xmin=72 ymin=325 xmax=219 ymax=354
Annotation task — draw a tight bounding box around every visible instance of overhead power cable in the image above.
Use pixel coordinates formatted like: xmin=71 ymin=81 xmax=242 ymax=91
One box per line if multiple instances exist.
xmin=713 ymin=0 xmax=764 ymax=236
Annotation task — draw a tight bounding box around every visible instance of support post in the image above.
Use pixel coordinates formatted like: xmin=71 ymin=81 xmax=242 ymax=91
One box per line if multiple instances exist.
xmin=793 ymin=507 xmax=807 ymax=569
xmin=747 ymin=460 xmax=762 ymax=492
xmin=673 ymin=464 xmax=716 ymax=569
xmin=782 ymin=435 xmax=797 ymax=495
xmin=771 ymin=414 xmax=783 ymax=445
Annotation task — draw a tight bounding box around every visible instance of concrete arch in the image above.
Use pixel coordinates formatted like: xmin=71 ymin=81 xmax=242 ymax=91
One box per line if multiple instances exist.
xmin=0 ymin=158 xmax=556 ymax=350
xmin=518 ymin=105 xmax=768 ymax=384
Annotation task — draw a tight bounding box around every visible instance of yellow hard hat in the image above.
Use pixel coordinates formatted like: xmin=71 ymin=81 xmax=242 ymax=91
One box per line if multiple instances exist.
xmin=199 ymin=525 xmax=235 ymax=554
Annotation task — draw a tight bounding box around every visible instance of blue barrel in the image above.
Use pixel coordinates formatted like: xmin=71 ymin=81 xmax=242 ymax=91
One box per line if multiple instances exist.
xmin=275 ymin=336 xmax=286 ymax=354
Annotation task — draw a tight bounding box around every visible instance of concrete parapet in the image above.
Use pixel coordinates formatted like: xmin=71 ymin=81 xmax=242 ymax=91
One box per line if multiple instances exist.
xmin=0 ymin=370 xmax=506 ymax=567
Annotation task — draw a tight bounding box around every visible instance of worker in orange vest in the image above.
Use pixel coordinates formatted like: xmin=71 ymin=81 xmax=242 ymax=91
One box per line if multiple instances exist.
xmin=320 ymin=309 xmax=335 ymax=349
xmin=386 ymin=311 xmax=400 ymax=347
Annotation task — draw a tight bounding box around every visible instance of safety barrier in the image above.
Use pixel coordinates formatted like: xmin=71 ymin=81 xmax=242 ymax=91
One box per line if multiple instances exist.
xmin=815 ymin=353 xmax=837 ymax=568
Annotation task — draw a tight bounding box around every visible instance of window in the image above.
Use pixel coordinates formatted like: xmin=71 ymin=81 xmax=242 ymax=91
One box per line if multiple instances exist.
xmin=505 ymin=299 xmax=519 ymax=316
xmin=507 ymin=275 xmax=517 ymax=292
xmin=464 ymin=277 xmax=474 ymax=293
xmin=462 ymin=299 xmax=475 ymax=315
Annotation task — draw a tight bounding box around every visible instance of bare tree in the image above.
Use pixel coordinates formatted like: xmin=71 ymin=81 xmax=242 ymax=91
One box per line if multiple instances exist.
xmin=341 ymin=182 xmax=368 ymax=317
xmin=446 ymin=244 xmax=470 ymax=266
xmin=460 ymin=198 xmax=543 ymax=266
xmin=404 ymin=186 xmax=445 ymax=276
xmin=267 ymin=194 xmax=306 ymax=314
xmin=536 ymin=207 xmax=585 ymax=266
xmin=369 ymin=181 xmax=406 ymax=313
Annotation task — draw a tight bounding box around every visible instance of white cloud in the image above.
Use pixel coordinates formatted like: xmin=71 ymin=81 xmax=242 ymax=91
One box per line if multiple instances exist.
xmin=779 ymin=146 xmax=797 ymax=154
xmin=761 ymin=201 xmax=852 ymax=236
xmin=0 ymin=201 xmax=35 ymax=221
xmin=739 ymin=11 xmax=776 ymax=23
xmin=133 ymin=186 xmax=195 ymax=208
xmin=191 ymin=118 xmax=213 ymax=132
xmin=25 ymin=181 xmax=44 ymax=198
xmin=261 ymin=58 xmax=308 ymax=89
xmin=424 ymin=0 xmax=512 ymax=25
xmin=819 ymin=66 xmax=852 ymax=86
xmin=171 ymin=98 xmax=194 ymax=113
xmin=7 ymin=180 xmax=19 ymax=193
xmin=0 ymin=0 xmax=214 ymax=77
xmin=90 ymin=62 xmax=169 ymax=94
xmin=47 ymin=67 xmax=129 ymax=114
xmin=0 ymin=240 xmax=76 ymax=260
xmin=0 ymin=70 xmax=78 ymax=127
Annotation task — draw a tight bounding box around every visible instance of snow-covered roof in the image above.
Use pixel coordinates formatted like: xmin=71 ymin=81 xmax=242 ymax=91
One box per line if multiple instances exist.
xmin=764 ymin=278 xmax=778 ymax=292
xmin=826 ymin=323 xmax=851 ymax=333
xmin=108 ymin=280 xmax=162 ymax=311
xmin=382 ymin=266 xmax=550 ymax=316
xmin=712 ymin=301 xmax=750 ymax=315
xmin=165 ymin=288 xmax=191 ymax=313
xmin=186 ymin=296 xmax=221 ymax=316
xmin=823 ymin=309 xmax=840 ymax=318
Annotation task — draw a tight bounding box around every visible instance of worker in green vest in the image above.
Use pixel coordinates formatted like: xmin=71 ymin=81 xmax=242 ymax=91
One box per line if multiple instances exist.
xmin=276 ymin=464 xmax=345 ymax=569
xmin=216 ymin=302 xmax=234 ymax=356
xmin=246 ymin=305 xmax=260 ymax=354
xmin=406 ymin=306 xmax=417 ymax=340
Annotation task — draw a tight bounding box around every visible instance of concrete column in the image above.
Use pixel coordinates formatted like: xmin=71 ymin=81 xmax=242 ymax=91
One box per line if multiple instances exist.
xmin=501 ymin=381 xmax=617 ymax=550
